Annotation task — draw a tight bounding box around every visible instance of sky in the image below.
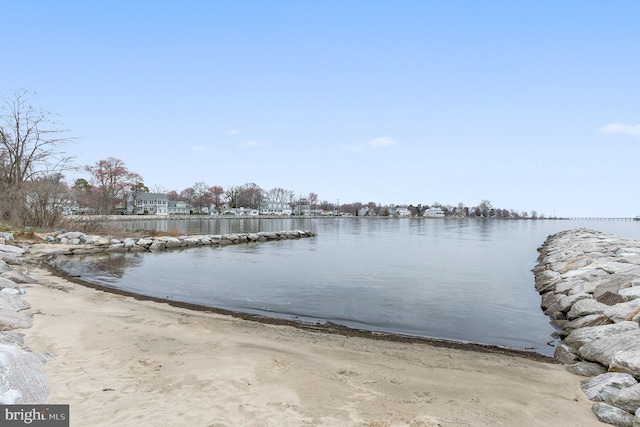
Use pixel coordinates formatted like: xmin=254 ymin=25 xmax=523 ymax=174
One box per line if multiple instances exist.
xmin=2 ymin=1 xmax=639 ymax=217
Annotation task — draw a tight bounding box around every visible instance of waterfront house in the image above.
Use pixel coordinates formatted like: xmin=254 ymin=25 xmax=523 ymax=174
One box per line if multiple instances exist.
xmin=168 ymin=200 xmax=190 ymax=215
xmin=424 ymin=207 xmax=445 ymax=218
xmin=260 ymin=200 xmax=293 ymax=216
xmin=395 ymin=207 xmax=412 ymax=217
xmin=128 ymin=192 xmax=169 ymax=215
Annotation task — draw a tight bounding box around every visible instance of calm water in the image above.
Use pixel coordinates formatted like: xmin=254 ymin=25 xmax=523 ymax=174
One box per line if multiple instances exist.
xmin=56 ymin=218 xmax=640 ymax=356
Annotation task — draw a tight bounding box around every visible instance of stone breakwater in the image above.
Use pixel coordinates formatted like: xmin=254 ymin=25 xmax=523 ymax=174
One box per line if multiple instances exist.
xmin=0 ymin=229 xmax=316 ymax=404
xmin=36 ymin=229 xmax=317 ymax=255
xmin=534 ymin=229 xmax=640 ymax=427
xmin=0 ymin=242 xmax=54 ymax=404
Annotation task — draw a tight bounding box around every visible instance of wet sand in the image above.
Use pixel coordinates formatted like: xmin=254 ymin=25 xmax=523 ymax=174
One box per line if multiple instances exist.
xmin=18 ymin=262 xmax=600 ymax=426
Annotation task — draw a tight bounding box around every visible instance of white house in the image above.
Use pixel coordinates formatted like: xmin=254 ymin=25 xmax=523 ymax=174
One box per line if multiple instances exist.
xmin=395 ymin=207 xmax=412 ymax=217
xmin=128 ymin=192 xmax=169 ymax=215
xmin=168 ymin=200 xmax=189 ymax=215
xmin=424 ymin=207 xmax=445 ymax=218
xmin=260 ymin=200 xmax=292 ymax=216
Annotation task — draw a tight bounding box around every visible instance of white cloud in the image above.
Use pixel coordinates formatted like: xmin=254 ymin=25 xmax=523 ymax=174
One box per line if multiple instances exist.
xmin=368 ymin=137 xmax=397 ymax=147
xmin=192 ymin=145 xmax=207 ymax=151
xmin=598 ymin=123 xmax=640 ymax=138
xmin=239 ymin=140 xmax=261 ymax=149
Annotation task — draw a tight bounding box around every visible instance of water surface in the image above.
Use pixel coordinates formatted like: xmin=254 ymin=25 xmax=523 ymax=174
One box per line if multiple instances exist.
xmin=56 ymin=218 xmax=640 ymax=356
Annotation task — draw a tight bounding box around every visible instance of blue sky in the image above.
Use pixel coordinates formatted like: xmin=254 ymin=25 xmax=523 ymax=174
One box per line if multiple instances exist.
xmin=3 ymin=1 xmax=639 ymax=217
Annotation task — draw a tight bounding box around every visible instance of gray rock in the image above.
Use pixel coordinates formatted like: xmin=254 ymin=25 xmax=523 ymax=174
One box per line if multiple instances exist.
xmin=0 ymin=232 xmax=14 ymax=241
xmin=0 ymin=245 xmax=24 ymax=256
xmin=604 ymin=299 xmax=640 ymax=323
xmin=579 ymin=330 xmax=640 ymax=367
xmin=0 ymin=276 xmax=18 ymax=289
xmin=57 ymin=231 xmax=84 ymax=240
xmin=582 ymin=373 xmax=638 ymax=403
xmin=0 ymin=293 xmax=29 ymax=311
xmin=565 ymin=321 xmax=639 ymax=349
xmin=123 ymin=238 xmax=136 ymax=248
xmin=0 ymin=260 xmax=11 ymax=273
xmin=562 ymin=314 xmax=613 ymax=335
xmin=554 ymin=343 xmax=578 ymax=364
xmin=159 ymin=237 xmax=181 ymax=248
xmin=592 ymin=402 xmax=635 ymax=426
xmin=149 ymin=241 xmax=165 ymax=251
xmin=597 ymin=291 xmax=628 ymax=306
xmin=621 ymin=287 xmax=640 ymax=300
xmin=558 ymin=293 xmax=592 ymax=312
xmin=567 ymin=298 xmax=609 ymax=320
xmin=612 ymin=383 xmax=640 ymax=414
xmin=0 ymin=308 xmax=33 ymax=330
xmin=93 ymin=236 xmax=112 ymax=246
xmin=136 ymin=238 xmax=153 ymax=248
xmin=594 ymin=275 xmax=635 ymax=299
xmin=0 ymin=270 xmax=37 ymax=285
xmin=566 ymin=361 xmax=607 ymax=377
xmin=611 ymin=351 xmax=640 ymax=379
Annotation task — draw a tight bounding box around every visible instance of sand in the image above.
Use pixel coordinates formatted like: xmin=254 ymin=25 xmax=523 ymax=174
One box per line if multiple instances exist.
xmin=17 ymin=263 xmax=601 ymax=427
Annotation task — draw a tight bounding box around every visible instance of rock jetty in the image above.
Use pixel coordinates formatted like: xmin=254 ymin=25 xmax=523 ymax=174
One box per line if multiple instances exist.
xmin=0 ymin=238 xmax=54 ymax=404
xmin=33 ymin=229 xmax=317 ymax=255
xmin=534 ymin=228 xmax=640 ymax=426
xmin=0 ymin=228 xmax=316 ymax=404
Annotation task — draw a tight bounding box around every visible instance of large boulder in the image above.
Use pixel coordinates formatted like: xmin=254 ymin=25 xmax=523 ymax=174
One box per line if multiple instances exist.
xmin=612 ymin=383 xmax=640 ymax=414
xmin=566 ymin=361 xmax=607 ymax=377
xmin=565 ymin=322 xmax=639 ymax=349
xmin=611 ymin=351 xmax=640 ymax=379
xmin=579 ymin=330 xmax=640 ymax=367
xmin=0 ymin=308 xmax=33 ymax=330
xmin=581 ymin=373 xmax=638 ymax=403
xmin=566 ymin=298 xmax=609 ymax=320
xmin=0 ymin=245 xmax=24 ymax=256
xmin=592 ymin=402 xmax=634 ymax=427
xmin=0 ymin=270 xmax=37 ymax=285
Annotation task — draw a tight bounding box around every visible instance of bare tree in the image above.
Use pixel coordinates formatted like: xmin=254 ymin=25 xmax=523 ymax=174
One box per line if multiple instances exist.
xmin=265 ymin=187 xmax=295 ymax=204
xmin=0 ymin=90 xmax=74 ymax=225
xmin=192 ymin=181 xmax=212 ymax=213
xmin=179 ymin=187 xmax=196 ymax=212
xmin=22 ymin=173 xmax=70 ymax=227
xmin=86 ymin=157 xmax=140 ymax=215
xmin=210 ymin=185 xmax=225 ymax=214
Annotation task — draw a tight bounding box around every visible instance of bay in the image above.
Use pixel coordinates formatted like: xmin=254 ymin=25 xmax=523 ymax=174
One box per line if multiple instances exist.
xmin=55 ymin=217 xmax=640 ymax=356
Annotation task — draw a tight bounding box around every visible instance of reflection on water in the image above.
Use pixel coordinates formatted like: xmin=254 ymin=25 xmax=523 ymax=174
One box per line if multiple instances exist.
xmin=57 ymin=217 xmax=640 ymax=356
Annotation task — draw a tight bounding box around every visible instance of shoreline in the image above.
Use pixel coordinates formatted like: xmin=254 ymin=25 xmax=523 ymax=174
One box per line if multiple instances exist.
xmin=7 ymin=247 xmax=602 ymax=426
xmin=41 ymin=259 xmax=554 ymax=364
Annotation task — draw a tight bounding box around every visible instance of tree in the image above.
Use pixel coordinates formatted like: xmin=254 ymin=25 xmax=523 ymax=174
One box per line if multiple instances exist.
xmin=265 ymin=187 xmax=295 ymax=204
xmin=86 ymin=157 xmax=140 ymax=215
xmin=179 ymin=187 xmax=196 ymax=212
xmin=192 ymin=181 xmax=212 ymax=213
xmin=308 ymin=192 xmax=318 ymax=209
xmin=210 ymin=186 xmax=225 ymax=213
xmin=22 ymin=173 xmax=70 ymax=227
xmin=0 ymin=90 xmax=74 ymax=225
xmin=166 ymin=190 xmax=180 ymax=201
xmin=0 ymin=90 xmax=74 ymax=188
xmin=226 ymin=183 xmax=265 ymax=210
xmin=478 ymin=199 xmax=493 ymax=217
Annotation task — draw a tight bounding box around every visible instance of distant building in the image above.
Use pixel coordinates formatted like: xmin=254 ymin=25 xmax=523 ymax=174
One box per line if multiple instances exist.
xmin=168 ymin=200 xmax=189 ymax=215
xmin=260 ymin=200 xmax=292 ymax=216
xmin=395 ymin=207 xmax=411 ymax=217
xmin=424 ymin=207 xmax=445 ymax=218
xmin=128 ymin=192 xmax=168 ymax=215
xmin=293 ymin=204 xmax=311 ymax=215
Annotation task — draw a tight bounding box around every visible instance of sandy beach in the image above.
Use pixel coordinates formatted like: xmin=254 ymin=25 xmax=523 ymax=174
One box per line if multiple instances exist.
xmin=17 ymin=262 xmax=601 ymax=426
